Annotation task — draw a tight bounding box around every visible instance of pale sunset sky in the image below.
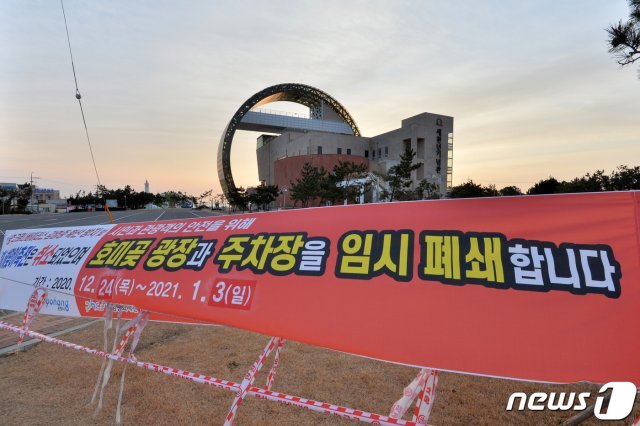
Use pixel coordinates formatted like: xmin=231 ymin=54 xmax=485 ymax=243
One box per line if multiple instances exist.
xmin=1 ymin=1 xmax=638 ymax=197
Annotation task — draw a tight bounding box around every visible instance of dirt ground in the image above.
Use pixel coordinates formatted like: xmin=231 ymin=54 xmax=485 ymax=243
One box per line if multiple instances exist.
xmin=0 ymin=320 xmax=637 ymax=425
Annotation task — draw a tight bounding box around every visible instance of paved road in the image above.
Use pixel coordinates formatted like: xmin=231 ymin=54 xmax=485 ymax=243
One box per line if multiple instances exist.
xmin=0 ymin=208 xmax=225 ymax=247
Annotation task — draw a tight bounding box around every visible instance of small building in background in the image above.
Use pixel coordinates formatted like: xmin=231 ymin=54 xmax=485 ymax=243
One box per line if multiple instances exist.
xmin=33 ymin=188 xmax=61 ymax=203
xmin=0 ymin=183 xmax=19 ymax=211
xmin=0 ymin=183 xmax=19 ymax=191
xmin=37 ymin=199 xmax=68 ymax=213
xmin=32 ymin=187 xmax=66 ymax=213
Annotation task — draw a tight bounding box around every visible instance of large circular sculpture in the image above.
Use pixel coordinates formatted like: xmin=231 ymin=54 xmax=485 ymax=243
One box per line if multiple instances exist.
xmin=217 ymin=83 xmax=360 ymax=200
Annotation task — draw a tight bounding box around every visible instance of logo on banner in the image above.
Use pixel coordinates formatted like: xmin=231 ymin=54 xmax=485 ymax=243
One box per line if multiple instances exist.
xmin=44 ymin=297 xmax=70 ymax=312
xmin=506 ymin=382 xmax=637 ymax=420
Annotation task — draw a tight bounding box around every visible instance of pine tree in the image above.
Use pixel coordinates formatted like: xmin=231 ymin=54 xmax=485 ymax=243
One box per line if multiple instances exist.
xmin=290 ymin=163 xmax=327 ymax=208
xmin=607 ymin=0 xmax=640 ymax=77
xmin=381 ymin=145 xmax=422 ymax=202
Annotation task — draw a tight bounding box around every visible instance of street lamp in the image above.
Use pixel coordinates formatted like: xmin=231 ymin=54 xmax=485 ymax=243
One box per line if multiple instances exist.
xmin=281 ymin=187 xmax=288 ymax=209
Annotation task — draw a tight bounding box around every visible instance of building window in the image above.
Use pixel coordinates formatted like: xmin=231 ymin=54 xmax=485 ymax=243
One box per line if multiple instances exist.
xmin=378 ymin=148 xmax=382 ymax=158
xmin=337 ymin=148 xmax=342 ymax=154
xmin=317 ymin=146 xmax=322 ymax=154
xmin=372 ymin=150 xmax=375 ymax=159
xmin=365 ymin=150 xmax=369 ymax=158
xmin=384 ymin=147 xmax=388 ymax=157
xmin=346 ymin=148 xmax=351 ymax=155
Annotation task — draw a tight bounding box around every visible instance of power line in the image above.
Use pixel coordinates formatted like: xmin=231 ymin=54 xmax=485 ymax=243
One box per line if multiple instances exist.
xmin=60 ymin=0 xmax=113 ymax=223
xmin=60 ymin=0 xmax=103 ymax=188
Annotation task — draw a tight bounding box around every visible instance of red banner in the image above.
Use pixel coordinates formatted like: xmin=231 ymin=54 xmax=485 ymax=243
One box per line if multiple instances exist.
xmin=2 ymin=191 xmax=639 ymax=384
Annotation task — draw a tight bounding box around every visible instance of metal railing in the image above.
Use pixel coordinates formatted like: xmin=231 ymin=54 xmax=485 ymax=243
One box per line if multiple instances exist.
xmin=252 ymin=107 xmax=310 ymax=119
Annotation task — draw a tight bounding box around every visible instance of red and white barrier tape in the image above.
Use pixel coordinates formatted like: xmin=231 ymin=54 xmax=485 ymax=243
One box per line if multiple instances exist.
xmin=115 ymin=311 xmax=149 ymax=357
xmin=96 ymin=309 xmax=123 ymax=413
xmin=91 ymin=308 xmax=151 ymax=421
xmin=265 ymin=338 xmax=284 ymax=390
xmin=0 ymin=320 xmax=420 ymax=425
xmin=224 ymin=336 xmax=279 ymax=425
xmin=390 ymin=368 xmax=426 ymax=419
xmin=412 ymin=369 xmax=438 ymax=424
xmin=17 ymin=287 xmax=47 ymax=351
xmin=115 ymin=311 xmax=149 ymax=423
xmin=389 ymin=367 xmax=438 ymax=424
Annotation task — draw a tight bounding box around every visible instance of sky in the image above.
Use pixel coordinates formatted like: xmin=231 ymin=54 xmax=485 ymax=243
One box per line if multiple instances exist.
xmin=1 ymin=0 xmax=638 ymax=198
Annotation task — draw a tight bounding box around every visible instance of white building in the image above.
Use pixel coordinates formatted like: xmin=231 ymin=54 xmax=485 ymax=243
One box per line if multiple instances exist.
xmin=256 ymin=112 xmax=454 ymax=201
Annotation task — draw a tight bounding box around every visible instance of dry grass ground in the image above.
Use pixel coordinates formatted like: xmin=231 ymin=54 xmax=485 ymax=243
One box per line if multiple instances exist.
xmin=0 ymin=320 xmax=638 ymax=425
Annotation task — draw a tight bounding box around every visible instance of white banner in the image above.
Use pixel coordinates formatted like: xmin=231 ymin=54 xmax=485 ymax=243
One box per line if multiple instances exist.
xmin=0 ymin=225 xmax=114 ymax=316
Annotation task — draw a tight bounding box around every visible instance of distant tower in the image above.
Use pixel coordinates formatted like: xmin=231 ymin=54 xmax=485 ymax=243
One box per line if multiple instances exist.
xmin=144 ymin=180 xmax=149 ymax=193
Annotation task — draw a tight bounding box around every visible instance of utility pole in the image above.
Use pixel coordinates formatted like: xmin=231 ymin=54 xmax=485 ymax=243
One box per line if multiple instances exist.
xmin=30 ymin=172 xmax=40 ymax=213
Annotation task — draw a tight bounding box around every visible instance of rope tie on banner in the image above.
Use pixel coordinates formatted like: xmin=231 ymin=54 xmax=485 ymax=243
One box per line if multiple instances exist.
xmin=16 ymin=287 xmax=48 ymax=353
xmin=224 ymin=336 xmax=281 ymax=426
xmin=389 ymin=368 xmax=438 ymax=425
xmin=91 ymin=308 xmax=149 ymax=422
xmin=91 ymin=303 xmax=114 ymax=404
xmin=94 ymin=309 xmax=123 ymax=415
